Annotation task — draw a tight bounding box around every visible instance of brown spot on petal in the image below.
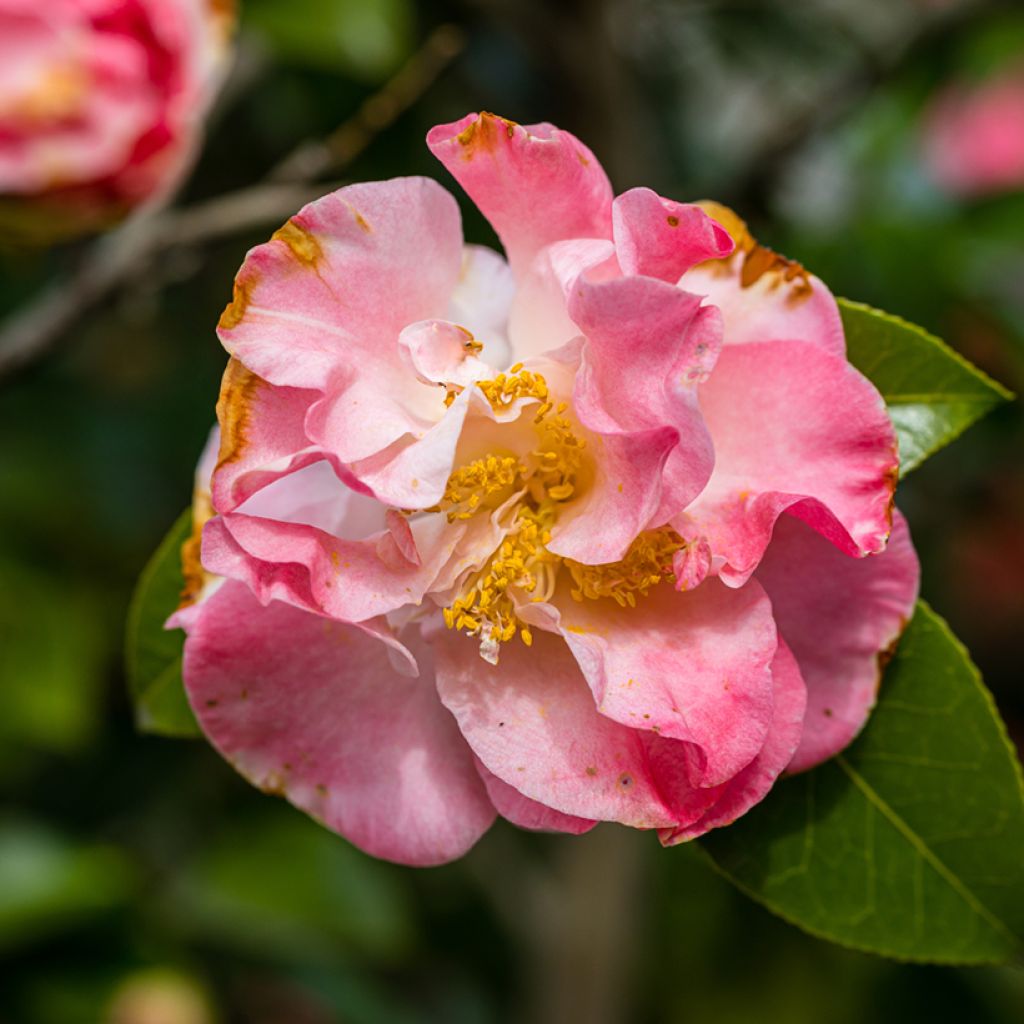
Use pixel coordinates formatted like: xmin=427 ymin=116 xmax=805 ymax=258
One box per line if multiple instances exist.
xmin=179 ymin=522 xmax=207 ymax=609
xmin=218 ymin=275 xmax=253 ymax=331
xmin=666 ymin=215 xmax=679 ymax=227
xmin=354 ymin=211 xmax=372 ymax=233
xmin=695 ymin=200 xmax=813 ymax=304
xmin=258 ymin=771 xmax=288 ymax=797
xmin=586 ymin=766 xmax=598 ymax=777
xmin=883 ymin=461 xmax=900 ymax=530
xmin=456 ymin=111 xmax=519 ymax=157
xmin=215 ymin=358 xmax=262 ymax=470
xmin=617 ymin=773 xmax=634 ymax=788
xmin=272 ymin=218 xmax=323 ymax=266
xmin=874 ymin=620 xmax=908 ymax=697
xmin=178 ymin=464 xmax=217 ymax=610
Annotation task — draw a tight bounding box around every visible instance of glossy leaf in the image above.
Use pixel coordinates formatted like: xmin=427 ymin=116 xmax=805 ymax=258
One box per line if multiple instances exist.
xmin=124 ymin=509 xmax=200 ymax=738
xmin=701 ymin=601 xmax=1024 ymax=964
xmin=840 ymin=298 xmax=1012 ymax=474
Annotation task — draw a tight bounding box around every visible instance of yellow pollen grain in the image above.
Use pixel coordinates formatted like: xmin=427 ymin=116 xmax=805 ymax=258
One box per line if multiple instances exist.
xmin=566 ymin=528 xmax=685 ymax=605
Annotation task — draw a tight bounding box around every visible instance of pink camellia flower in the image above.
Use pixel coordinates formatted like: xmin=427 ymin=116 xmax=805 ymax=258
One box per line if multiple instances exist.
xmin=922 ymin=63 xmax=1024 ymax=197
xmin=174 ymin=112 xmax=920 ymax=866
xmin=0 ymin=0 xmax=232 ymax=236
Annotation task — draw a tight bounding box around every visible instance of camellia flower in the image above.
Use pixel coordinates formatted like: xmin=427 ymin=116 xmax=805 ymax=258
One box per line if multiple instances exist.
xmin=922 ymin=63 xmax=1024 ymax=197
xmin=174 ymin=112 xmax=920 ymax=866
xmin=0 ymin=0 xmax=232 ymax=237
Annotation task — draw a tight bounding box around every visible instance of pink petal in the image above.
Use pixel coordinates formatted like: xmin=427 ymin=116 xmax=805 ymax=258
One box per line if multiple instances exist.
xmin=505 ymin=237 xmax=616 ymax=362
xmin=432 ymin=625 xmax=681 ymax=828
xmin=612 ymin=188 xmax=734 ymax=281
xmin=217 ymin=177 xmax=463 ymax=391
xmin=182 ymin=581 xmax=495 ymax=866
xmin=446 ymin=244 xmax=516 ymax=367
xmin=549 ymin=275 xmax=718 ymax=563
xmin=427 ymin=112 xmax=613 ymax=278
xmin=679 ymin=202 xmax=845 ymax=356
xmin=690 ymin=339 xmax=898 ymax=585
xmin=755 ymin=509 xmax=919 ymax=772
xmin=556 ymin=578 xmax=778 ymax=787
xmin=202 ymin=505 xmax=462 ymax=624
xmin=211 ymin=359 xmax=321 ymax=514
xmin=325 ymin=388 xmax=473 ymax=510
xmin=398 ymin=319 xmax=493 ymax=388
xmin=659 ymin=637 xmax=807 ymax=843
xmin=474 ymin=760 xmax=596 ymax=835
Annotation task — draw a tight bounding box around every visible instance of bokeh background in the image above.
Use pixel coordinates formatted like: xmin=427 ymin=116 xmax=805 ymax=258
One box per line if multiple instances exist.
xmin=2 ymin=0 xmax=1023 ymax=1021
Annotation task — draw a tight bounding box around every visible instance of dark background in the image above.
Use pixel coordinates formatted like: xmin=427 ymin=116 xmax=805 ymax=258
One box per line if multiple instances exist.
xmin=1 ymin=1 xmax=1023 ymax=1021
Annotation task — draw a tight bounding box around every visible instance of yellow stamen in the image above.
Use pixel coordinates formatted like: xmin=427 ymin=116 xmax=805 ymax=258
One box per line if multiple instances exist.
xmin=566 ymin=528 xmax=685 ymax=605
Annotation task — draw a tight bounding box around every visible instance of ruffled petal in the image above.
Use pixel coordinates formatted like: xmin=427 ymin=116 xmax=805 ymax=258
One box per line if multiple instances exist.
xmin=550 ymin=275 xmax=718 ymax=563
xmin=505 ymin=238 xmax=616 ymax=363
xmin=658 ymin=638 xmax=807 ymax=843
xmin=427 ymin=112 xmax=613 ymax=277
xmin=433 ymin=625 xmax=681 ymax=828
xmin=755 ymin=509 xmax=919 ymax=773
xmin=679 ymin=202 xmax=845 ymax=356
xmin=202 ymin=499 xmax=463 ymax=623
xmin=211 ymin=358 xmax=321 ymax=514
xmin=182 ymin=582 xmax=495 ymax=866
xmin=612 ymin=188 xmax=734 ymax=282
xmin=446 ymin=244 xmax=516 ymax=368
xmin=556 ymin=578 xmax=778 ymax=787
xmin=689 ymin=339 xmax=898 ymax=585
xmin=474 ymin=760 xmax=596 ymax=835
xmin=217 ymin=177 xmax=463 ymax=390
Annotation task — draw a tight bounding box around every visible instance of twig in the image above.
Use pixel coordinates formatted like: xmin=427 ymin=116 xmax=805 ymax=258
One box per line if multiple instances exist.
xmin=0 ymin=24 xmax=466 ymax=382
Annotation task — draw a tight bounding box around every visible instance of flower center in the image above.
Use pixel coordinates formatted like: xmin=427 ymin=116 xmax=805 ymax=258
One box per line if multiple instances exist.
xmin=435 ymin=368 xmax=684 ymax=662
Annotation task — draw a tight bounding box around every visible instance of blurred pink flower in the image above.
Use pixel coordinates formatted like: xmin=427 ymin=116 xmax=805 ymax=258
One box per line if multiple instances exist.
xmin=922 ymin=63 xmax=1024 ymax=197
xmin=0 ymin=0 xmax=232 ymax=237
xmin=175 ymin=112 xmax=919 ymax=866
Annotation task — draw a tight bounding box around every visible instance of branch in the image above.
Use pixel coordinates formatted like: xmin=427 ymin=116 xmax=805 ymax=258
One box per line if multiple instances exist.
xmin=0 ymin=24 xmax=466 ymax=381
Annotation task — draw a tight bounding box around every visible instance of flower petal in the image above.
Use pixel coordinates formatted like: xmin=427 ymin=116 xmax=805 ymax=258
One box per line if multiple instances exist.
xmin=211 ymin=358 xmax=321 ymax=514
xmin=217 ymin=177 xmax=463 ymax=390
xmin=446 ymin=244 xmax=516 ymax=368
xmin=432 ymin=625 xmax=680 ymax=828
xmin=427 ymin=112 xmax=613 ymax=277
xmin=550 ymin=275 xmax=718 ymax=563
xmin=505 ymin=237 xmax=616 ymax=363
xmin=679 ymin=202 xmax=845 ymax=356
xmin=182 ymin=581 xmax=495 ymax=866
xmin=689 ymin=339 xmax=898 ymax=585
xmin=556 ymin=578 xmax=778 ymax=787
xmin=755 ymin=509 xmax=919 ymax=772
xmin=203 ymin=503 xmax=462 ymax=623
xmin=612 ymin=188 xmax=734 ymax=282
xmin=474 ymin=760 xmax=597 ymax=835
xmin=658 ymin=637 xmax=807 ymax=843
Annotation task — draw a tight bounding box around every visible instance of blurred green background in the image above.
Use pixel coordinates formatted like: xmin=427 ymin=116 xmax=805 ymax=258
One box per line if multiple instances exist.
xmin=2 ymin=1 xmax=1023 ymax=1021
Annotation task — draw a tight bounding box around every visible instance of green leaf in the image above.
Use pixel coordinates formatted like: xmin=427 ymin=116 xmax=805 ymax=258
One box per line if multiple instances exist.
xmin=701 ymin=601 xmax=1024 ymax=964
xmin=839 ymin=298 xmax=1012 ymax=474
xmin=124 ymin=509 xmax=200 ymax=738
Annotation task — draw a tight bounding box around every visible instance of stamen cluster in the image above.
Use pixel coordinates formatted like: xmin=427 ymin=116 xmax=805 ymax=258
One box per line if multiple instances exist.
xmin=436 ymin=368 xmax=682 ymax=660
